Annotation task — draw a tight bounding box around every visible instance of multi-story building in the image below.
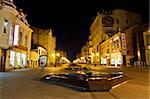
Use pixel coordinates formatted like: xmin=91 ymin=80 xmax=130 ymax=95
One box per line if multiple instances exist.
xmin=56 ymin=50 xmax=68 ymax=64
xmin=80 ymin=45 xmax=88 ymax=63
xmin=0 ymin=0 xmax=33 ymax=71
xmin=143 ymin=23 xmax=150 ymax=66
xmin=112 ymin=9 xmax=141 ymax=33
xmin=99 ymin=23 xmax=147 ymax=67
xmin=81 ymin=46 xmax=88 ymax=58
xmin=30 ymin=45 xmax=47 ymax=67
xmin=89 ymin=9 xmax=142 ymax=65
xmin=32 ymin=27 xmax=56 ymax=66
xmin=124 ymin=24 xmax=146 ymax=66
xmin=100 ymin=32 xmax=126 ymax=66
xmin=90 ymin=12 xmax=110 ymax=64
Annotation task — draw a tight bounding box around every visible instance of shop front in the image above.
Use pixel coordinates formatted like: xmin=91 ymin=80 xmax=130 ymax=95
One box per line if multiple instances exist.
xmin=9 ymin=50 xmax=27 ymax=68
xmin=110 ymin=52 xmax=122 ymax=66
xmin=101 ymin=57 xmax=107 ymax=65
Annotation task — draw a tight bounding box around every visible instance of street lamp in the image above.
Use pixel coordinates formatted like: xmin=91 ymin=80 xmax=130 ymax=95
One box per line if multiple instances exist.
xmin=56 ymin=53 xmax=60 ymax=57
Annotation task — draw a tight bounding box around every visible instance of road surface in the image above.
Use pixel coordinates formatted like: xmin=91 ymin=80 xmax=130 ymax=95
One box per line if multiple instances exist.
xmin=0 ymin=65 xmax=149 ymax=99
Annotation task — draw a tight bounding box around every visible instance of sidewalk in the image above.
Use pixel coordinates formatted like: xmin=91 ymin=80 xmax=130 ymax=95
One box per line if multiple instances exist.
xmin=84 ymin=64 xmax=150 ymax=98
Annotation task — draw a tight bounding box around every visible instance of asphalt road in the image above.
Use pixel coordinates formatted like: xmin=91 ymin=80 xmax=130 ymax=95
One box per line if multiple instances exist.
xmin=0 ymin=65 xmax=149 ymax=99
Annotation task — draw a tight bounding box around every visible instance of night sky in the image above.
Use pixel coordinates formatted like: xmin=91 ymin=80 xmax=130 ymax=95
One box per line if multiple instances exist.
xmin=13 ymin=0 xmax=149 ymax=61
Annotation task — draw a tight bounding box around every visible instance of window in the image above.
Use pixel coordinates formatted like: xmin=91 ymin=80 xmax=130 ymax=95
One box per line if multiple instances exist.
xmin=19 ymin=32 xmax=23 ymax=45
xmin=116 ymin=40 xmax=119 ymax=48
xmin=106 ymin=49 xmax=109 ymax=53
xmin=13 ymin=25 xmax=20 ymax=46
xmin=10 ymin=50 xmax=15 ymax=66
xmin=25 ymin=35 xmax=28 ymax=46
xmin=3 ymin=19 xmax=8 ymax=33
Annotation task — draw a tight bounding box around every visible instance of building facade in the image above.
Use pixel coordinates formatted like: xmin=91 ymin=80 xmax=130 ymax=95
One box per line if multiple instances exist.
xmin=30 ymin=46 xmax=47 ymax=67
xmin=55 ymin=50 xmax=68 ymax=64
xmin=32 ymin=27 xmax=56 ymax=66
xmin=143 ymin=23 xmax=150 ymax=66
xmin=99 ymin=32 xmax=127 ymax=66
xmin=0 ymin=0 xmax=32 ymax=71
xmin=89 ymin=9 xmax=142 ymax=66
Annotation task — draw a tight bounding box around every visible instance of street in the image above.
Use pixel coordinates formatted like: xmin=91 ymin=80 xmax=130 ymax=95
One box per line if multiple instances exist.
xmin=0 ymin=65 xmax=149 ymax=99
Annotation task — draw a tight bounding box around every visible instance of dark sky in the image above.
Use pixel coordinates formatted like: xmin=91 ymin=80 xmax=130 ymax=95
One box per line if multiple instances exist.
xmin=13 ymin=0 xmax=149 ymax=61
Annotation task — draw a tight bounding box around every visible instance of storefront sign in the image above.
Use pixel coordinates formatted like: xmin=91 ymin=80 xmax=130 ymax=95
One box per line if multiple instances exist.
xmin=39 ymin=55 xmax=47 ymax=67
xmin=13 ymin=25 xmax=20 ymax=46
xmin=121 ymin=33 xmax=127 ymax=55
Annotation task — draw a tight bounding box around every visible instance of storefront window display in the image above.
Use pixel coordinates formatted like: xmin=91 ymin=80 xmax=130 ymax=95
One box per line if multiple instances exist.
xmin=111 ymin=52 xmax=122 ymax=66
xmin=101 ymin=57 xmax=106 ymax=65
xmin=10 ymin=50 xmax=15 ymax=66
xmin=10 ymin=50 xmax=27 ymax=67
xmin=16 ymin=52 xmax=21 ymax=66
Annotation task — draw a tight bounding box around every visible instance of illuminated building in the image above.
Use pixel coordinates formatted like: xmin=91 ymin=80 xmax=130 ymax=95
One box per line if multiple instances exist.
xmin=32 ymin=27 xmax=56 ymax=66
xmin=56 ymin=50 xmax=67 ymax=58
xmin=112 ymin=9 xmax=141 ymax=33
xmin=125 ymin=24 xmax=146 ymax=66
xmin=89 ymin=9 xmax=142 ymax=65
xmin=30 ymin=46 xmax=47 ymax=67
xmin=99 ymin=32 xmax=125 ymax=66
xmin=0 ymin=0 xmax=33 ymax=71
xmin=81 ymin=45 xmax=88 ymax=59
xmin=89 ymin=12 xmax=110 ymax=64
xmin=30 ymin=51 xmax=39 ymax=67
xmin=143 ymin=23 xmax=150 ymax=66
xmin=80 ymin=46 xmax=87 ymax=63
xmin=55 ymin=50 xmax=68 ymax=64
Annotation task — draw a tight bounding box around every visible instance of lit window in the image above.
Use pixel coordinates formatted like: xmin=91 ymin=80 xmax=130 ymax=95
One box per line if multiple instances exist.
xmin=116 ymin=40 xmax=119 ymax=48
xmin=10 ymin=50 xmax=15 ymax=66
xmin=3 ymin=19 xmax=8 ymax=33
xmin=13 ymin=25 xmax=20 ymax=46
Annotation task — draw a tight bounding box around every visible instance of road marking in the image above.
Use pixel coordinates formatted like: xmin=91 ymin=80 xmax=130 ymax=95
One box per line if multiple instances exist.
xmin=112 ymin=81 xmax=128 ymax=89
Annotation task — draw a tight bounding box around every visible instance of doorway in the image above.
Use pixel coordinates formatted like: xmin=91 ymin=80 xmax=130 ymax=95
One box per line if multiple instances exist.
xmin=0 ymin=49 xmax=7 ymax=72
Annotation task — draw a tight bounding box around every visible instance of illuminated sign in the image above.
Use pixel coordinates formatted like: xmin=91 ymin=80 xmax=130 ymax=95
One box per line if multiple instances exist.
xmin=13 ymin=25 xmax=20 ymax=46
xmin=121 ymin=33 xmax=127 ymax=55
xmin=39 ymin=55 xmax=47 ymax=67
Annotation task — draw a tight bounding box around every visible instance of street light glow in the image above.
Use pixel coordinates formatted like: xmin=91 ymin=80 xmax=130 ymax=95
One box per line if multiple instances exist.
xmin=56 ymin=53 xmax=60 ymax=57
xmin=96 ymin=53 xmax=99 ymax=56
